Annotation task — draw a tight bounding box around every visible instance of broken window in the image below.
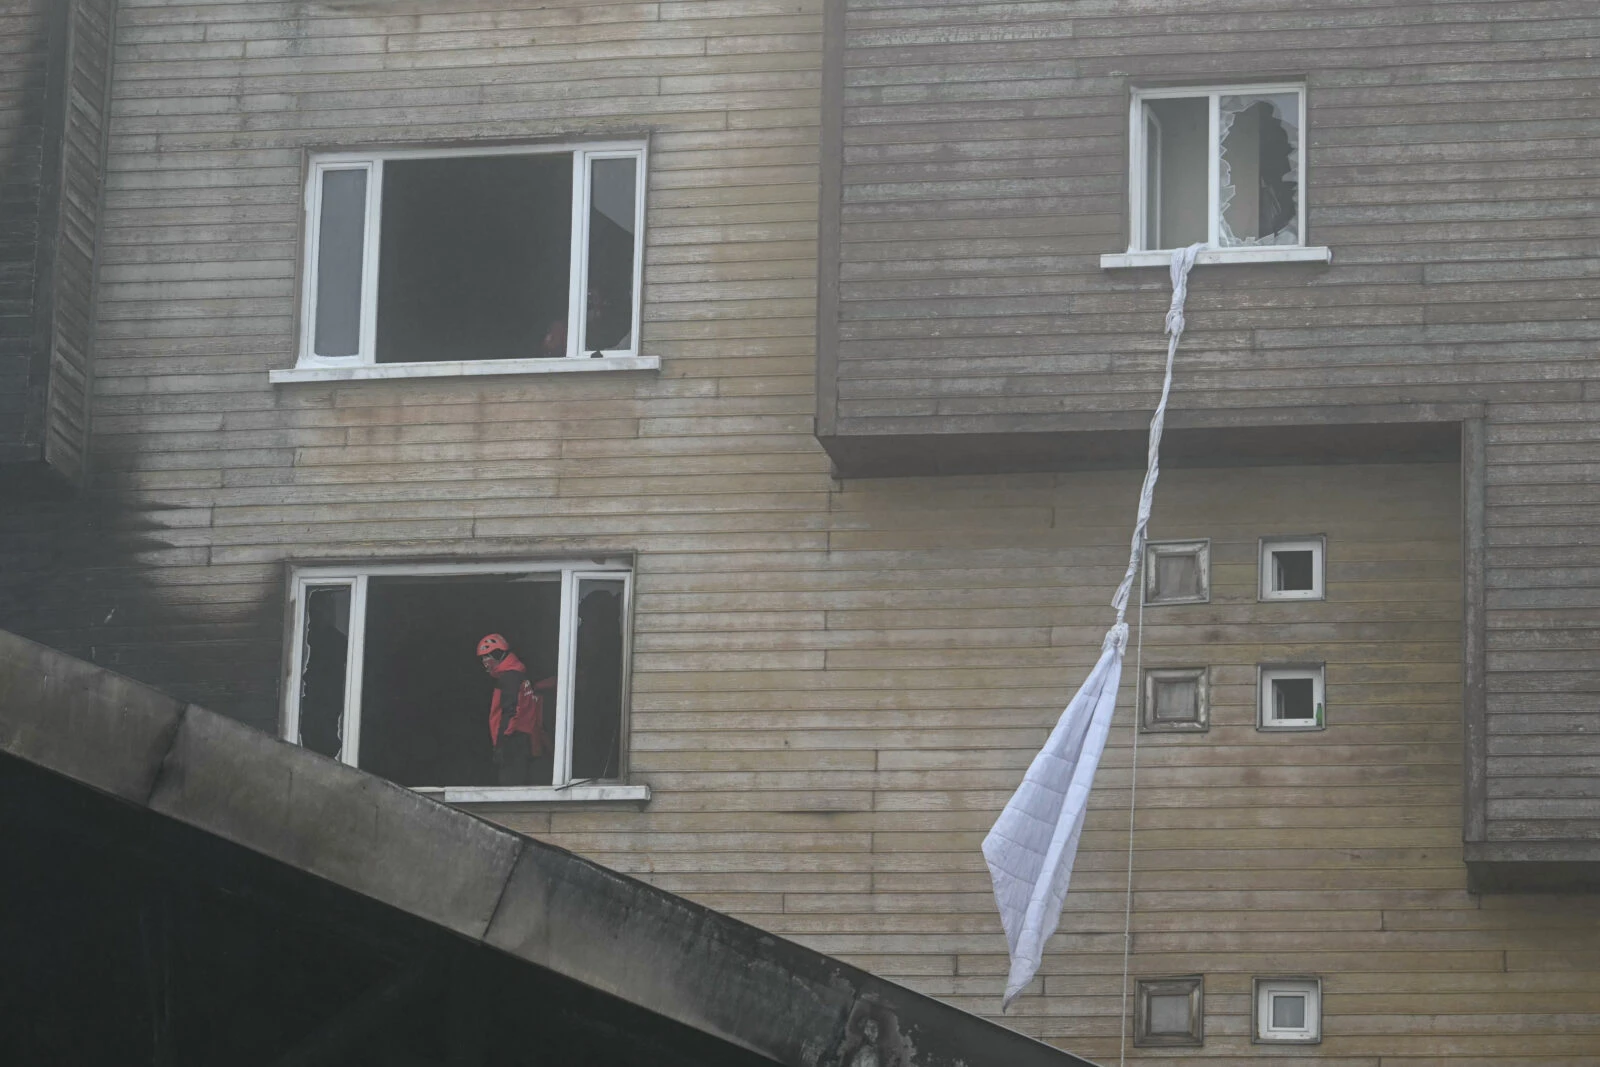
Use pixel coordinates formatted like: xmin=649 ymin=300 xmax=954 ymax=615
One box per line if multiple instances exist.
xmin=299 ymin=144 xmax=646 ymax=367
xmin=283 ymin=562 xmax=633 ymax=795
xmin=1132 ymin=86 xmax=1304 ymax=252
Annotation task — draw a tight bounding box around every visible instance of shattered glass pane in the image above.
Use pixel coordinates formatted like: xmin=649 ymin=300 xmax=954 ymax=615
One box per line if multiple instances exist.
xmin=1218 ymin=92 xmax=1300 ymax=247
xmin=299 ymin=586 xmax=351 ymax=758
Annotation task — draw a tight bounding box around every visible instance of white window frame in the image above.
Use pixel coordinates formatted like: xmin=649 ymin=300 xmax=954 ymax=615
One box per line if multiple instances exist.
xmin=281 ymin=559 xmax=646 ymax=804
xmin=1144 ymin=538 xmax=1210 ymax=605
xmin=1259 ymin=535 xmax=1326 ymax=602
xmin=1103 ymin=83 xmax=1330 ymax=269
xmin=1258 ymin=664 xmax=1326 ymax=732
xmin=276 ymin=141 xmax=653 ymax=383
xmin=1254 ymin=977 xmax=1321 ymax=1044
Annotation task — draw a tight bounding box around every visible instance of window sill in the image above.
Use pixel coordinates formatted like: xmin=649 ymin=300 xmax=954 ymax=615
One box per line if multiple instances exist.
xmin=269 ymin=355 xmax=660 ymax=384
xmin=1100 ymin=247 xmax=1332 ymax=270
xmin=413 ymin=783 xmax=651 ymax=805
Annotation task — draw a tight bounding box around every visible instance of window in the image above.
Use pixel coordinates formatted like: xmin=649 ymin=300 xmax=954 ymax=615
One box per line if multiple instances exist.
xmin=282 ymin=561 xmax=642 ymax=803
xmin=288 ymin=142 xmax=648 ymax=380
xmin=1135 ymin=975 xmax=1203 ymax=1047
xmin=1143 ymin=668 xmax=1209 ymax=733
xmin=1134 ymin=85 xmax=1303 ymax=251
xmin=1260 ymin=536 xmax=1325 ymax=601
xmin=1104 ymin=85 xmax=1327 ymax=268
xmin=1254 ymin=978 xmax=1321 ymax=1044
xmin=1259 ymin=665 xmax=1325 ymax=731
xmin=1144 ymin=539 xmax=1209 ymax=605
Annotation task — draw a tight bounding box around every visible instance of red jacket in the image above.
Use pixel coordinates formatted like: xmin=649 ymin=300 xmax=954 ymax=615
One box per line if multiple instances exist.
xmin=488 ymin=653 xmax=554 ymax=754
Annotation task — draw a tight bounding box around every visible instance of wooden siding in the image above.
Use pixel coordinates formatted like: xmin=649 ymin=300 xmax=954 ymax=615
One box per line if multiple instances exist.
xmin=818 ymin=0 xmax=1600 ymax=867
xmin=0 ymin=0 xmax=56 ymax=467
xmin=0 ymin=0 xmax=114 ymax=487
xmin=42 ymin=0 xmax=116 ymax=484
xmin=0 ymin=1 xmax=1595 ymax=1061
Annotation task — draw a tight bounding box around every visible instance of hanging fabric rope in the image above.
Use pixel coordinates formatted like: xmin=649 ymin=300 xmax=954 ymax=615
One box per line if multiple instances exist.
xmin=982 ymin=244 xmax=1204 ymax=1010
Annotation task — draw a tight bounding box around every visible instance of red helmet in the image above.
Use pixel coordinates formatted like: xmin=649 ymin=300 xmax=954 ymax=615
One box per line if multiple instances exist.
xmin=476 ymin=633 xmax=510 ymax=657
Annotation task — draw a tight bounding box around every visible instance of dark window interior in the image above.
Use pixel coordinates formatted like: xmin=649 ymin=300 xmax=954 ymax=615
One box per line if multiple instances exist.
xmin=1272 ymin=677 xmax=1316 ymax=720
xmin=298 ymin=586 xmax=351 ymax=759
xmin=582 ymin=157 xmax=638 ymax=352
xmin=1272 ymin=549 xmax=1315 ymax=591
xmin=357 ymin=577 xmax=562 ymax=787
xmin=376 ymin=155 xmax=572 ymax=363
xmin=571 ymin=578 xmax=626 ymax=780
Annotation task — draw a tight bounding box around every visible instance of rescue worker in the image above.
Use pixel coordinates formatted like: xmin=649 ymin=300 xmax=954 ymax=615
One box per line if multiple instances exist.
xmin=477 ymin=634 xmax=554 ymax=786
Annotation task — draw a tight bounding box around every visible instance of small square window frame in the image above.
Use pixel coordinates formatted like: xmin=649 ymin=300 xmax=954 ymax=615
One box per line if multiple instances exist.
xmin=1135 ymin=975 xmax=1204 ymax=1048
xmin=1253 ymin=977 xmax=1322 ymax=1045
xmin=1144 ymin=538 xmax=1211 ymax=606
xmin=1258 ymin=664 xmax=1326 ymax=732
xmin=1259 ymin=535 xmax=1326 ymax=602
xmin=1142 ymin=667 xmax=1210 ymax=733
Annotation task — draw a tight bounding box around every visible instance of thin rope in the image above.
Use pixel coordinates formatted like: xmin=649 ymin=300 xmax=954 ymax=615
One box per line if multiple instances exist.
xmin=1115 ymin=244 xmax=1201 ymax=1065
xmin=1118 ymin=559 xmax=1147 ymax=1067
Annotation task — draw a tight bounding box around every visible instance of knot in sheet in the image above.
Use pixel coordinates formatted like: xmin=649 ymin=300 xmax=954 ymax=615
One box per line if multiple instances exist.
xmin=982 ymin=244 xmax=1203 ymax=1009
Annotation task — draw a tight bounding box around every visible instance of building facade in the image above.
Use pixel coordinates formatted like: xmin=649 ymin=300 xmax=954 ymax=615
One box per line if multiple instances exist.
xmin=3 ymin=0 xmax=1599 ymax=1061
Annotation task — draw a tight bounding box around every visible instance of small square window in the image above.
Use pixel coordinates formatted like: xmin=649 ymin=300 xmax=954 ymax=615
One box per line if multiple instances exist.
xmin=1143 ymin=668 xmax=1209 ymax=733
xmin=1259 ymin=665 xmax=1325 ymax=731
xmin=1132 ymin=85 xmax=1306 ymax=253
xmin=1144 ymin=540 xmax=1209 ymax=605
xmin=1135 ymin=975 xmax=1203 ymax=1047
xmin=1260 ymin=536 xmax=1325 ymax=601
xmin=1254 ymin=977 xmax=1321 ymax=1044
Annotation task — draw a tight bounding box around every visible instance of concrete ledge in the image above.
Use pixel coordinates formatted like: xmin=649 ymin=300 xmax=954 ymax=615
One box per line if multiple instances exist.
xmin=0 ymin=630 xmax=183 ymax=803
xmin=148 ymin=709 xmax=523 ymax=941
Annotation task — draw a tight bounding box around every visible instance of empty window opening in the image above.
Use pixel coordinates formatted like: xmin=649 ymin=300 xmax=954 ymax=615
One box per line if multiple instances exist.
xmin=300 ymin=144 xmax=646 ymax=366
xmin=582 ymin=157 xmax=639 ymax=354
xmin=283 ymin=563 xmax=632 ymax=794
xmin=1143 ymin=97 xmax=1208 ymax=250
xmin=1255 ymin=978 xmax=1321 ymax=1043
xmin=296 ymin=586 xmax=351 ymax=759
xmin=1143 ymin=668 xmax=1209 ymax=733
xmin=1259 ymin=666 xmax=1325 ymax=731
xmin=359 ymin=576 xmax=563 ymax=788
xmin=377 ymin=155 xmax=572 ymax=364
xmin=1145 ymin=539 xmax=1209 ymax=604
xmin=1132 ymin=85 xmax=1304 ymax=252
xmin=1135 ymin=975 xmax=1203 ymax=1047
xmin=570 ymin=578 xmax=626 ymax=781
xmin=1260 ymin=536 xmax=1325 ymax=600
